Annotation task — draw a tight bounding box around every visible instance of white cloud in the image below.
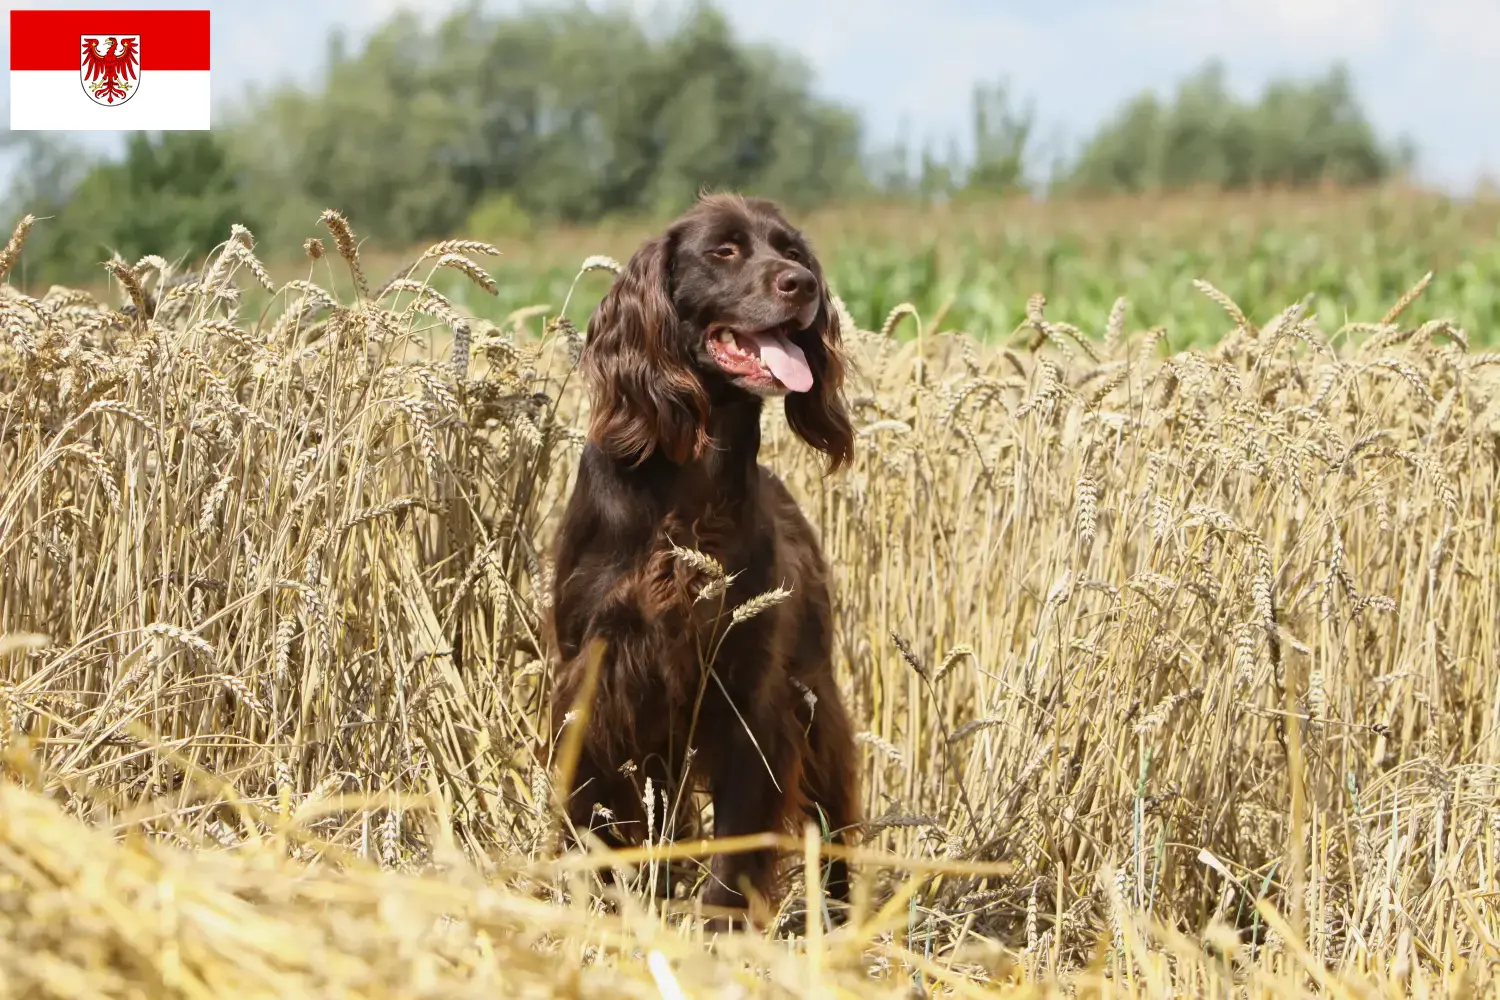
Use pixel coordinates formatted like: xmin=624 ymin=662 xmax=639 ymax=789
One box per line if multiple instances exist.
xmin=1127 ymin=0 xmax=1400 ymax=53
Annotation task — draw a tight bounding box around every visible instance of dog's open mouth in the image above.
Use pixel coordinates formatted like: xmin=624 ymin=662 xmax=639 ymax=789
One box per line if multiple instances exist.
xmin=705 ymin=323 xmax=813 ymax=393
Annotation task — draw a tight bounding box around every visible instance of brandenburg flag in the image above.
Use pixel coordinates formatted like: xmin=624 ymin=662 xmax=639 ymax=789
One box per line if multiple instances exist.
xmin=9 ymin=9 xmax=210 ymax=130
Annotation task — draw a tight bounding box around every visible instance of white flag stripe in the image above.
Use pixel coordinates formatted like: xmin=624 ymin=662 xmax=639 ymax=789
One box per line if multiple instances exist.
xmin=9 ymin=70 xmax=209 ymax=131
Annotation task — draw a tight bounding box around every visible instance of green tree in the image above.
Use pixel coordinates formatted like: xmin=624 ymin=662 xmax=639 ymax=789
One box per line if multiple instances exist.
xmin=1247 ymin=65 xmax=1407 ymax=186
xmin=859 ymin=80 xmax=1038 ymax=204
xmin=1065 ymin=60 xmax=1410 ymax=194
xmin=0 ymin=132 xmax=96 ymax=216
xmin=8 ymin=130 xmax=254 ymax=285
xmin=966 ymin=80 xmax=1035 ymax=196
xmin=224 ymin=2 xmax=865 ymax=248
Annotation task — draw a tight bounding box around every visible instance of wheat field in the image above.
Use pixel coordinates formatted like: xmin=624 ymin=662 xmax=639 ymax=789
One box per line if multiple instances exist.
xmin=1 ymin=208 xmax=1499 ymax=998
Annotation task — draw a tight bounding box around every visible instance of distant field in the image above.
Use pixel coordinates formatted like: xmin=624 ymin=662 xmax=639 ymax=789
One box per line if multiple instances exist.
xmin=297 ymin=184 xmax=1500 ymax=350
xmin=34 ymin=186 xmax=1500 ymax=351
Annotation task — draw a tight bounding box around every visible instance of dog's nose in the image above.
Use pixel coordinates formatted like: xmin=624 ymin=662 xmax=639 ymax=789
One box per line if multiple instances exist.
xmin=774 ymin=266 xmax=816 ymax=301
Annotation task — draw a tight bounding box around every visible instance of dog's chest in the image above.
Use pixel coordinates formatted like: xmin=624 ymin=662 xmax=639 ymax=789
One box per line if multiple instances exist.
xmin=643 ymin=505 xmax=775 ymax=629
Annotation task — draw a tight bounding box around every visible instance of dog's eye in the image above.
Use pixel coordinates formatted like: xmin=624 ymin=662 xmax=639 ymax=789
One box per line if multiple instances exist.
xmin=785 ymin=247 xmax=802 ymax=262
xmin=710 ymin=245 xmax=738 ymax=259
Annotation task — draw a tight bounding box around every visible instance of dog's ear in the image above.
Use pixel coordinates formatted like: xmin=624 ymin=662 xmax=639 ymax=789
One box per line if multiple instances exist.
xmin=784 ymin=245 xmax=854 ymax=472
xmin=581 ymin=234 xmax=710 ymax=465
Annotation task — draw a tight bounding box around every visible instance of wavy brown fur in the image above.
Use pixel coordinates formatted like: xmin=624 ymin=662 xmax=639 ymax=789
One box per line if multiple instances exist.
xmin=548 ymin=194 xmax=859 ymax=926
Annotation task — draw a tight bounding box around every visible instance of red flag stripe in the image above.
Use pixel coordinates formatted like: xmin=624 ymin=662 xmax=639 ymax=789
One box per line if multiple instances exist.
xmin=10 ymin=9 xmax=210 ymax=71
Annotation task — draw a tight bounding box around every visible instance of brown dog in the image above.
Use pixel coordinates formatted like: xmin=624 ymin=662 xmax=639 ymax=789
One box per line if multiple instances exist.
xmin=546 ymin=193 xmax=860 ymax=927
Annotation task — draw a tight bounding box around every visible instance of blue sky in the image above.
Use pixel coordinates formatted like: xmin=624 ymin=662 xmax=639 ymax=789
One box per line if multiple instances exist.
xmin=3 ymin=0 xmax=1498 ymax=194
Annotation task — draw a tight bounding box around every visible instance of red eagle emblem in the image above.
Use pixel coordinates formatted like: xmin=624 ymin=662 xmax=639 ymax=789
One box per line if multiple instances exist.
xmin=80 ymin=35 xmax=140 ymax=106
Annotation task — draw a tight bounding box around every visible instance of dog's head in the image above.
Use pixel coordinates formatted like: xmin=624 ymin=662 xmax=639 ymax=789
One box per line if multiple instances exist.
xmin=580 ymin=193 xmax=853 ymax=470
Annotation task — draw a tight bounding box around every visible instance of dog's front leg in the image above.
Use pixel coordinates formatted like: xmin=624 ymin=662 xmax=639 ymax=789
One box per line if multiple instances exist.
xmin=700 ymin=691 xmax=801 ymax=929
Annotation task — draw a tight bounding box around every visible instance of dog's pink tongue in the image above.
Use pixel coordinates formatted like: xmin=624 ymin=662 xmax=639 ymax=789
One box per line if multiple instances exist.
xmin=751 ymin=330 xmax=813 ymax=392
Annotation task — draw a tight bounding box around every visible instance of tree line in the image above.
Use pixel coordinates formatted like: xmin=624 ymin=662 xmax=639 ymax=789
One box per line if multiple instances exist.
xmin=1 ymin=3 xmax=1414 ymax=285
